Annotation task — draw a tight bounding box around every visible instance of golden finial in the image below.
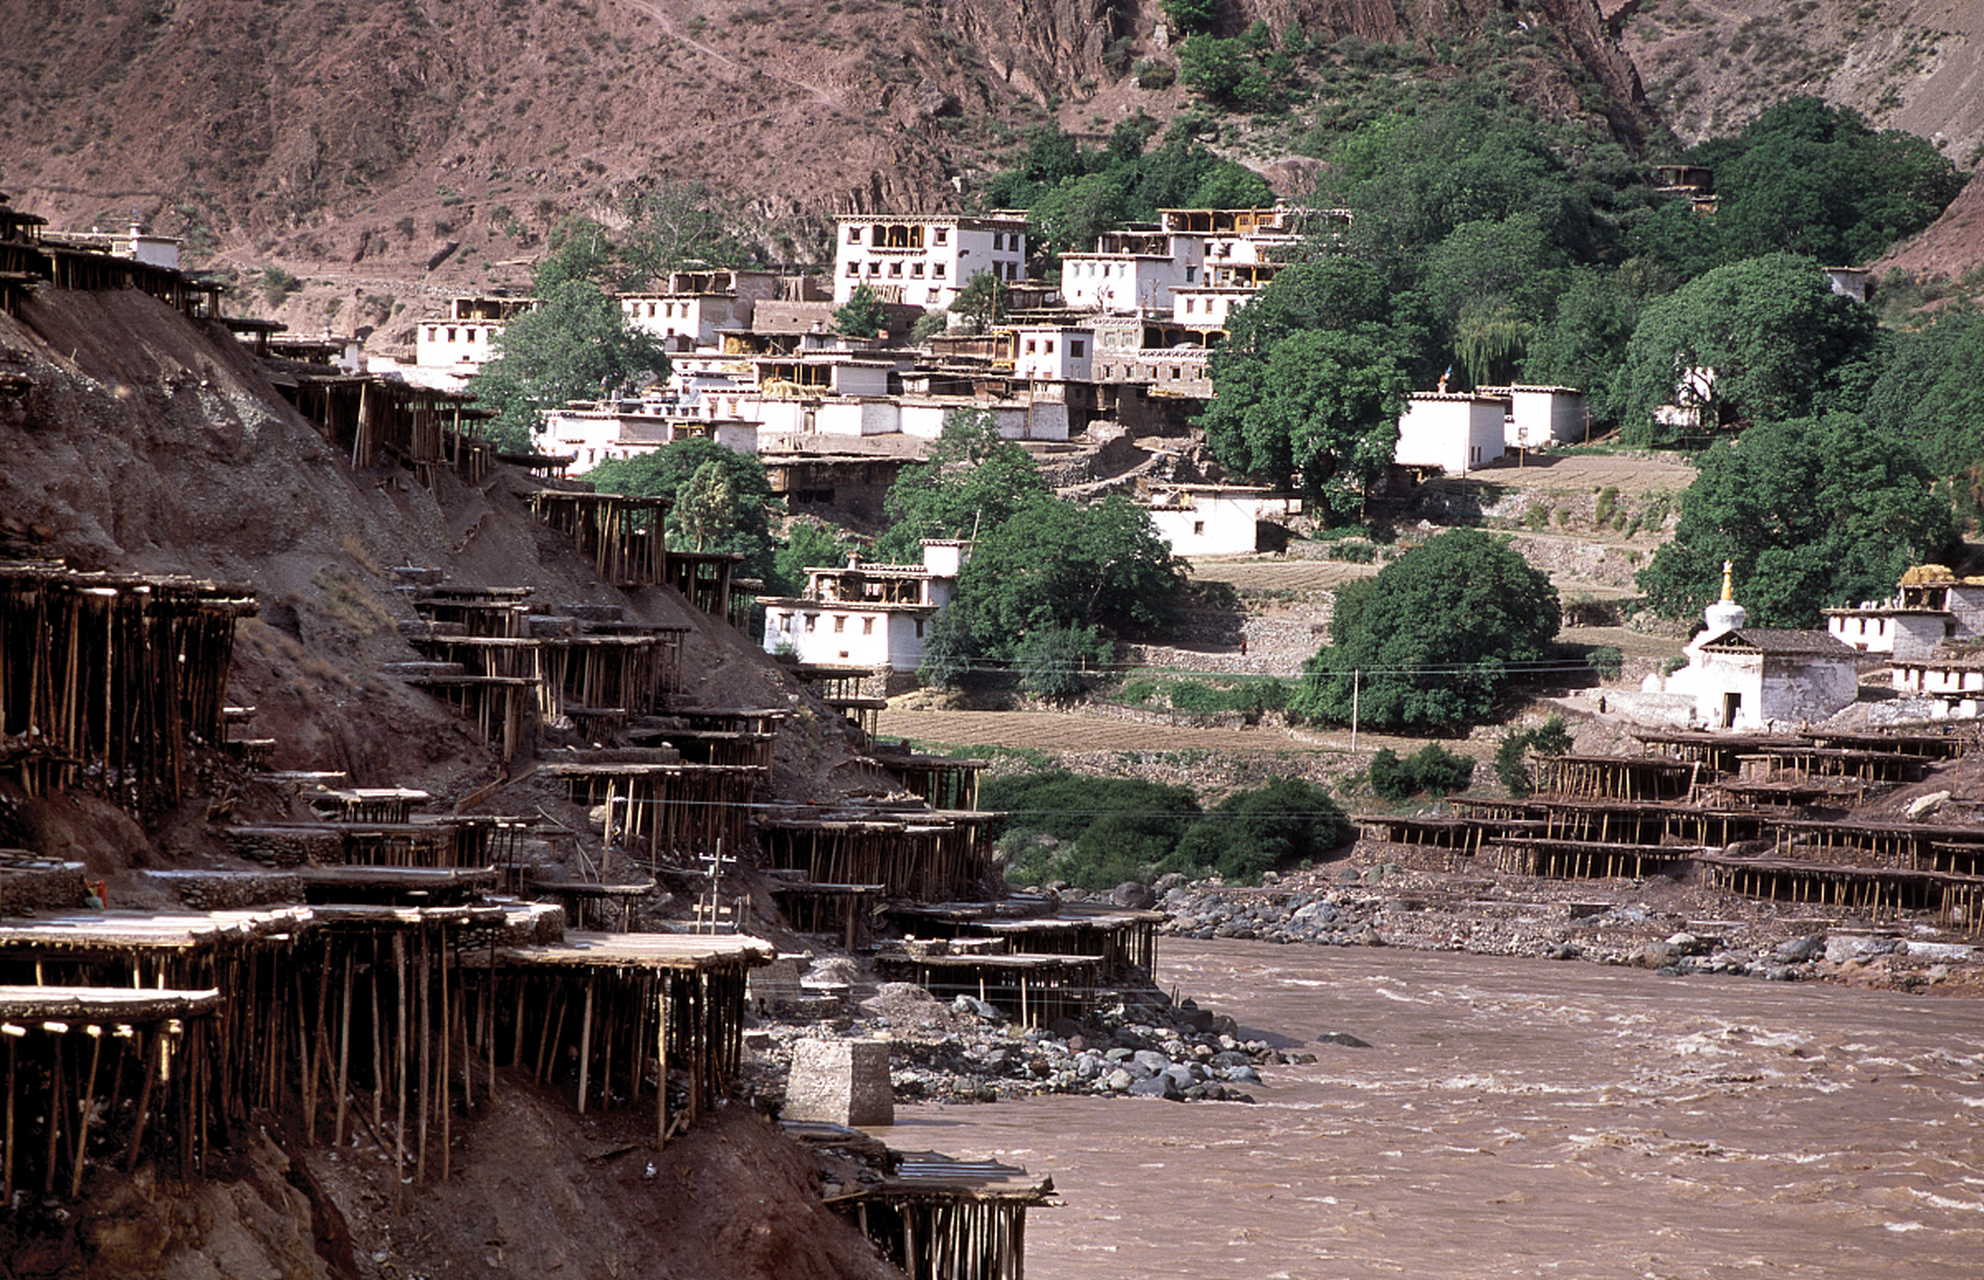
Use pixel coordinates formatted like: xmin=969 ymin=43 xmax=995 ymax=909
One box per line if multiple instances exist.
xmin=1720 ymin=559 xmax=1734 ymax=603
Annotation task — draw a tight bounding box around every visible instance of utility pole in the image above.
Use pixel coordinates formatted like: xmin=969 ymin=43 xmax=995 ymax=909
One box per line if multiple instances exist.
xmin=1350 ymin=668 xmax=1360 ymax=755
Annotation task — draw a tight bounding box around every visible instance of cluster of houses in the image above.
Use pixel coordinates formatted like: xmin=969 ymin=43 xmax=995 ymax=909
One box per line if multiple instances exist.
xmin=403 ymin=206 xmax=1596 ymax=546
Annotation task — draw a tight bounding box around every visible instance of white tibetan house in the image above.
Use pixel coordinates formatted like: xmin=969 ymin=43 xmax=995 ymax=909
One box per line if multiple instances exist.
xmin=760 ymin=541 xmax=968 ymax=676
xmin=1477 ymin=384 xmax=1588 ymax=449
xmin=1139 ymin=484 xmax=1300 ymax=557
xmin=1394 ymin=392 xmax=1507 ymax=474
xmin=1660 ymin=564 xmax=1860 ymax=731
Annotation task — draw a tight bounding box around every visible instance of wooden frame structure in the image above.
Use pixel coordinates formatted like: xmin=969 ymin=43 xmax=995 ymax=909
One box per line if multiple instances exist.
xmin=526 ymin=492 xmax=669 ymax=588
xmin=0 ymin=563 xmax=255 ymax=815
xmin=467 ymin=932 xmax=771 ymax=1145
xmin=830 ymin=1150 xmax=1053 ymax=1280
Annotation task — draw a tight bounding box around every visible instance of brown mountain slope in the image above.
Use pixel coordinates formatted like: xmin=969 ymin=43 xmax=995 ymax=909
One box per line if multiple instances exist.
xmin=2 ymin=0 xmax=1650 ymax=326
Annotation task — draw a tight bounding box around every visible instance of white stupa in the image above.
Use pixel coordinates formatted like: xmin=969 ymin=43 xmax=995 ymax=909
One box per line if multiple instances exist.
xmin=1702 ymin=559 xmax=1747 ymax=638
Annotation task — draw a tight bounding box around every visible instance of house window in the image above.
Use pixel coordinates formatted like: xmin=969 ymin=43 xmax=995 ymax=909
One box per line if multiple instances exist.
xmin=446 ymin=328 xmax=457 ymax=342
xmin=889 ymin=262 xmax=902 ymax=276
xmin=847 ymin=227 xmax=862 ymax=244
xmin=804 ymin=614 xmax=817 ymax=632
xmin=426 ymin=327 xmax=437 ymax=341
xmin=911 ymin=263 xmax=924 ymax=277
xmin=933 ymin=228 xmax=948 ymax=245
xmin=1186 ymin=266 xmax=1197 ymax=283
xmin=1044 ymin=340 xmax=1055 ymax=355
xmin=846 ymin=262 xmax=860 ymax=276
xmin=867 ymin=262 xmax=881 ymax=275
xmin=1070 ymin=340 xmax=1085 ymax=358
xmin=862 ymin=618 xmax=874 ymax=635
xmin=992 ymin=233 xmax=1004 ymax=251
xmin=933 ymin=264 xmax=946 ymax=278
xmin=1193 ymin=520 xmax=1205 ymax=535
xmin=1024 ymin=340 xmax=1036 ymax=355
xmin=915 ymin=620 xmax=925 ymax=638
xmin=466 ymin=328 xmax=476 ymax=342
xmin=834 ymin=616 xmax=846 ymax=632
xmin=1185 ymin=298 xmax=1196 ymax=314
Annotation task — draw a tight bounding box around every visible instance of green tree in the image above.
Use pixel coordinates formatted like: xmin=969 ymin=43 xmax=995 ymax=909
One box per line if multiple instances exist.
xmin=833 ymin=284 xmax=888 ymax=338
xmin=1610 ymin=254 xmax=1879 ymax=443
xmin=1493 ymin=715 xmax=1574 ymax=796
xmin=946 ymin=270 xmax=1008 ymax=332
xmin=533 ymin=217 xmax=618 ymax=291
xmin=469 ymin=280 xmax=671 ymax=452
xmin=771 ymin=520 xmax=851 ymax=597
xmin=1012 ymin=623 xmax=1112 ymax=702
xmin=1520 ymin=266 xmax=1655 ymax=413
xmin=1694 ymin=97 xmax=1966 ymax=268
xmin=985 ymin=771 xmax=1202 ymax=890
xmin=874 ymin=410 xmax=1049 ymax=562
xmin=1172 ymin=778 xmax=1352 ymax=883
xmin=1635 ymin=413 xmax=1958 ymax=628
xmin=674 ymin=460 xmax=737 ymax=552
xmin=1862 ymin=311 xmax=1984 ymax=521
xmin=957 ymin=494 xmax=1186 ymax=656
xmin=616 ymin=180 xmax=759 ymax=288
xmin=1292 ymin=529 xmax=1560 ymax=730
xmin=583 ymin=439 xmax=782 ymax=584
xmin=1200 ymin=325 xmax=1411 ymax=516
xmin=1160 ymin=0 xmax=1218 ymax=35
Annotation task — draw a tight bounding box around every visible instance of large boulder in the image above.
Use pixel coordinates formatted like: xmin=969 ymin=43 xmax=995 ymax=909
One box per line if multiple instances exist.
xmin=784 ymin=1038 xmax=894 ymax=1127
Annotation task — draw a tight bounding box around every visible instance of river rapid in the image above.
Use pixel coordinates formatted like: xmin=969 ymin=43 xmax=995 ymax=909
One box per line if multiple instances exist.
xmin=887 ymin=940 xmax=1984 ymax=1279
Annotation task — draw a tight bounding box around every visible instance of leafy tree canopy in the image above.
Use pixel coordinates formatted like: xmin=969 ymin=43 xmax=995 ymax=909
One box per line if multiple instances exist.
xmin=1012 ymin=623 xmax=1113 ymax=702
xmin=957 ymin=493 xmax=1186 ymax=656
xmin=583 ymin=439 xmax=781 ymax=584
xmin=468 ymin=279 xmax=671 ymax=453
xmin=1861 ymin=310 xmax=1984 ymax=522
xmin=771 ymin=519 xmax=852 ymax=598
xmin=1170 ymin=778 xmax=1352 ymax=883
xmin=1636 ymin=413 xmax=1959 ymax=628
xmin=874 ymin=410 xmax=1050 ymax=563
xmin=982 ymin=125 xmax=1274 ymax=261
xmin=833 ymin=284 xmax=888 ymax=338
xmin=1609 ymin=253 xmax=1879 ymax=444
xmin=1292 ymin=529 xmax=1560 ymax=731
xmin=1689 ymin=96 xmax=1966 ymax=268
xmin=1200 ymin=257 xmax=1421 ymax=512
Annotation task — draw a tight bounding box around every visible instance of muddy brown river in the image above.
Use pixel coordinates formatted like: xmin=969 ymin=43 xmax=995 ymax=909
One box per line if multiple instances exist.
xmin=888 ymin=940 xmax=1984 ymax=1278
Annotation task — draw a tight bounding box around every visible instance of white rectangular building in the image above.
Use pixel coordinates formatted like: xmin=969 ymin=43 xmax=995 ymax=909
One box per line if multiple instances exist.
xmin=1394 ymin=392 xmax=1508 ymax=474
xmin=834 ymin=215 xmax=1029 ymax=308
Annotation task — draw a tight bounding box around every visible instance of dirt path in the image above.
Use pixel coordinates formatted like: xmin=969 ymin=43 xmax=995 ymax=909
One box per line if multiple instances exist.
xmin=877 ymin=708 xmax=1491 ymax=761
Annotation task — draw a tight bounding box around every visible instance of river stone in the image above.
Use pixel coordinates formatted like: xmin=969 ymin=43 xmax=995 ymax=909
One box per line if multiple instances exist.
xmin=1130 ymin=1049 xmax=1171 ymax=1075
xmin=1315 ymin=1031 xmax=1372 ymax=1048
xmin=1105 ymin=1068 xmax=1134 ymax=1092
xmin=1129 ymin=1074 xmax=1182 ymax=1100
xmin=1773 ymin=935 xmax=1825 ymax=963
xmin=1110 ymin=880 xmax=1157 ymax=909
xmin=784 ymin=1038 xmax=893 ymax=1127
xmin=952 ymin=995 xmax=999 ymax=1020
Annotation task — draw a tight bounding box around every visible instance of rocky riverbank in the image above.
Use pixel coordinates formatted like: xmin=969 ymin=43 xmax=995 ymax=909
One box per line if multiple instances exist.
xmin=1150 ymin=864 xmax=1984 ymax=994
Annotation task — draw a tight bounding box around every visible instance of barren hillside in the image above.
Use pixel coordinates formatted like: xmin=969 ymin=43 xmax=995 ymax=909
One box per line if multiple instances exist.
xmin=1 ymin=0 xmax=1650 ymax=338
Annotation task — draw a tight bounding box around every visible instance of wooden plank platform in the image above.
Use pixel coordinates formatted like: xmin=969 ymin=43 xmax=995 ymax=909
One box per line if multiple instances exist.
xmin=0 ymin=985 xmax=222 ymax=1020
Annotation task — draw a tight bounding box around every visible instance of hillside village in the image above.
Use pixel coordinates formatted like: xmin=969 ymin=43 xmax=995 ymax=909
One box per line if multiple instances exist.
xmin=7 ymin=0 xmax=1984 ymax=1273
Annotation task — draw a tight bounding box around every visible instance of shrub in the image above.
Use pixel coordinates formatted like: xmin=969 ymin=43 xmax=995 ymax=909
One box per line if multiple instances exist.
xmin=1135 ymin=58 xmax=1177 ymax=90
xmin=1493 ymin=715 xmax=1574 ymax=796
xmin=1369 ymin=743 xmax=1475 ymax=800
xmin=1587 ymin=645 xmax=1624 ymax=680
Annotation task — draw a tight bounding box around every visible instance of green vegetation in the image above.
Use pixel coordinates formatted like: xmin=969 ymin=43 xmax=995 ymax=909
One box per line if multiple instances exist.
xmin=832 ymin=283 xmax=887 ymax=338
xmin=467 ymin=279 xmax=671 ymax=453
xmin=1198 ymin=258 xmax=1420 ymax=519
xmin=1367 ymin=743 xmax=1475 ymax=802
xmin=1610 ymin=254 xmax=1879 ymax=443
xmin=1493 ymin=715 xmax=1574 ymax=797
xmin=1293 ymin=529 xmax=1560 ymax=731
xmin=1635 ymin=414 xmax=1958 ymax=628
xmin=1116 ymin=674 xmax=1290 ymax=722
xmin=980 ymin=119 xmax=1274 ymax=263
xmin=259 ymin=265 xmax=300 ymax=308
xmin=987 ymin=771 xmax=1350 ymax=889
xmin=583 ymin=439 xmax=781 ymax=585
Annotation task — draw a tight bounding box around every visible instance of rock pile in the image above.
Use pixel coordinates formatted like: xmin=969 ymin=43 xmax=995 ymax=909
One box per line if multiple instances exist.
xmin=750 ymin=981 xmax=1307 ymax=1109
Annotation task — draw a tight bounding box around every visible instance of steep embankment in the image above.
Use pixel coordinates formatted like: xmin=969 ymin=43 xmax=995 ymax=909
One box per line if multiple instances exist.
xmin=0 ymin=271 xmax=905 ymax=1280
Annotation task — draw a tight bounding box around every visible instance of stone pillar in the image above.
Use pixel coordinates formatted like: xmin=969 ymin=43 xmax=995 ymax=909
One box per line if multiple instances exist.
xmin=783 ymin=1038 xmax=894 ymax=1127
